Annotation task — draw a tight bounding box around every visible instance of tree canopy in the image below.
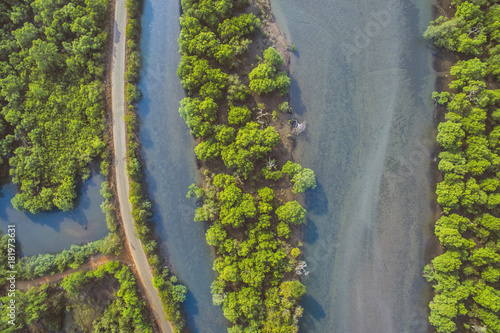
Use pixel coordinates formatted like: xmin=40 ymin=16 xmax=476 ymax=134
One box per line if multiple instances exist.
xmin=424 ymin=1 xmax=500 ymax=332
xmin=0 ymin=0 xmax=109 ymax=212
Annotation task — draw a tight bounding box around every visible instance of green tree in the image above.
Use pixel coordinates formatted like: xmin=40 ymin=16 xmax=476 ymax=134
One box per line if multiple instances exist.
xmin=228 ymin=105 xmax=251 ymax=125
xmin=436 ymin=121 xmax=465 ymax=151
xmin=282 ymin=161 xmax=317 ymax=193
xmin=276 ymin=201 xmax=306 ymax=225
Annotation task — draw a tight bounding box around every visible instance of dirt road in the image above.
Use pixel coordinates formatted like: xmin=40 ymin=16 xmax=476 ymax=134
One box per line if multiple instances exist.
xmin=111 ymin=1 xmax=173 ymax=332
xmin=18 ymin=255 xmax=118 ymax=291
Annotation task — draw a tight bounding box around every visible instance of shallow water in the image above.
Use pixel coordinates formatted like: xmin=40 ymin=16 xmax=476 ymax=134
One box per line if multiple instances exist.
xmin=136 ymin=0 xmax=227 ymax=331
xmin=270 ymin=0 xmax=437 ymax=332
xmin=0 ymin=173 xmax=107 ymax=256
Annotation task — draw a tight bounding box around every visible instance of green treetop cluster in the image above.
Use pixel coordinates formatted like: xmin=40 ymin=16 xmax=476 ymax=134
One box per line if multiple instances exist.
xmin=0 ymin=261 xmax=155 ymax=332
xmin=424 ymin=1 xmax=500 ymax=332
xmin=248 ymin=47 xmax=290 ymax=95
xmin=0 ymin=0 xmax=110 ymax=213
xmin=178 ymin=0 xmax=315 ymax=331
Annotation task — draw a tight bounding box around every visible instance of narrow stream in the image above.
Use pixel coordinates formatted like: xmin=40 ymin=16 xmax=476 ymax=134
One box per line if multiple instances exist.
xmin=136 ymin=0 xmax=227 ymax=331
xmin=270 ymin=0 xmax=437 ymax=332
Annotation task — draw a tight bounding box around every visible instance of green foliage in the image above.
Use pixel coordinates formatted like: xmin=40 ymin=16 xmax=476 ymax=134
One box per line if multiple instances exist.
xmin=61 ymin=271 xmax=91 ymax=296
xmin=179 ymin=97 xmax=217 ymax=137
xmin=258 ymin=187 xmax=274 ymax=202
xmin=262 ymin=167 xmax=283 ymax=181
xmin=282 ymin=161 xmax=317 ymax=193
xmin=278 ymin=101 xmax=292 ymax=113
xmin=0 ymin=261 xmax=155 ymax=333
xmin=261 ymin=281 xmax=305 ymax=332
xmin=276 ymin=201 xmax=306 ymax=225
xmin=424 ymin=2 xmax=487 ymax=55
xmin=249 ymin=47 xmax=290 ymax=95
xmin=277 ymin=221 xmax=290 ymax=238
xmin=436 ymin=122 xmax=465 ymax=151
xmin=227 ymin=74 xmax=250 ymax=102
xmin=433 ymin=91 xmax=451 ymax=105
xmin=436 ymin=174 xmax=465 ymax=213
xmin=221 ymin=122 xmax=281 ymax=178
xmin=16 ymin=240 xmax=105 ymax=280
xmin=425 ymin=3 xmax=500 ymax=331
xmin=0 ymin=285 xmax=51 ymax=331
xmin=429 ymin=294 xmax=458 ymax=333
xmin=228 ymin=105 xmax=251 ymax=125
xmin=177 ymin=0 xmax=308 ymax=330
xmin=0 ymin=0 xmax=109 ymax=212
xmin=195 ymin=139 xmax=221 ymax=161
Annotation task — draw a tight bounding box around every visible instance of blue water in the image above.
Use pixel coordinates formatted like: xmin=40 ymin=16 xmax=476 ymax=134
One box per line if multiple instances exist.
xmin=0 ymin=173 xmax=107 ymax=256
xmin=136 ymin=0 xmax=227 ymax=331
xmin=270 ymin=0 xmax=436 ymax=332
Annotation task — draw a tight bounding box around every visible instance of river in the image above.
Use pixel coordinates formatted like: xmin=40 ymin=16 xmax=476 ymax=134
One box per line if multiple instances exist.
xmin=270 ymin=0 xmax=437 ymax=332
xmin=136 ymin=0 xmax=227 ymax=331
xmin=137 ymin=0 xmax=437 ymax=331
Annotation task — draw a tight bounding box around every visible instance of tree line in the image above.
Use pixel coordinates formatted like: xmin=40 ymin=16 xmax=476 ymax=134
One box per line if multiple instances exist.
xmin=424 ymin=1 xmax=500 ymax=332
xmin=178 ymin=0 xmax=315 ymax=332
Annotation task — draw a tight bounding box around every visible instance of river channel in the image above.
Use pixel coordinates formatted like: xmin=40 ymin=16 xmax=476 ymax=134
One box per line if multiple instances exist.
xmin=137 ymin=0 xmax=437 ymax=331
xmin=136 ymin=0 xmax=227 ymax=331
xmin=270 ymin=0 xmax=437 ymax=332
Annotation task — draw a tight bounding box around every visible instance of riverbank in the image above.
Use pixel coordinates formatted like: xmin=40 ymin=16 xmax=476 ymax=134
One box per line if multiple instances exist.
xmin=109 ymin=0 xmax=181 ymax=331
xmin=424 ymin=0 xmax=454 ymax=307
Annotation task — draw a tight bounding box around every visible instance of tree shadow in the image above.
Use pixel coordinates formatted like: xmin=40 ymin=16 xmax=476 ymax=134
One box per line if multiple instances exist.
xmin=304 ymin=218 xmax=319 ymax=245
xmin=289 ymin=76 xmax=306 ymax=116
xmin=304 ymin=181 xmax=328 ymax=216
xmin=183 ymin=290 xmax=200 ymax=329
xmin=300 ymin=294 xmax=326 ymax=320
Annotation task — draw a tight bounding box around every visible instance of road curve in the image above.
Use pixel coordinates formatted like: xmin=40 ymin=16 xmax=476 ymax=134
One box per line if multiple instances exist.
xmin=111 ymin=1 xmax=173 ymax=332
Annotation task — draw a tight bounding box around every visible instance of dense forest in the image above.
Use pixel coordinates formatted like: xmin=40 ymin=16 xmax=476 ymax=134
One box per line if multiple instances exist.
xmin=177 ymin=0 xmax=316 ymax=332
xmin=0 ymin=260 xmax=152 ymax=332
xmin=423 ymin=1 xmax=500 ymax=332
xmin=0 ymin=0 xmax=109 ymax=213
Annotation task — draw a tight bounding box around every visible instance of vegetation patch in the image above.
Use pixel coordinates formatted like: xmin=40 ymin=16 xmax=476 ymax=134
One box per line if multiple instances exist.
xmin=178 ymin=0 xmax=316 ymax=331
xmin=424 ymin=1 xmax=500 ymax=332
xmin=0 ymin=0 xmax=110 ymax=213
xmin=0 ymin=261 xmax=152 ymax=332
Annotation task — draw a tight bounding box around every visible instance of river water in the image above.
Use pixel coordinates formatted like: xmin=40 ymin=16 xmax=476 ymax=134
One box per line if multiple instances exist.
xmin=137 ymin=0 xmax=436 ymax=331
xmin=0 ymin=173 xmax=107 ymax=257
xmin=136 ymin=0 xmax=227 ymax=331
xmin=270 ymin=0 xmax=437 ymax=332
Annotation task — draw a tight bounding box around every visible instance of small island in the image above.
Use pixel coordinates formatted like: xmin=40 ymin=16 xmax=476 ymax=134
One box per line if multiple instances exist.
xmin=177 ymin=0 xmax=316 ymax=331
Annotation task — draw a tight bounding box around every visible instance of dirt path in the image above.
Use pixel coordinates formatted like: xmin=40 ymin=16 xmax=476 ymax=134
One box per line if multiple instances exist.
xmin=18 ymin=255 xmax=121 ymax=291
xmin=110 ymin=1 xmax=173 ymax=332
